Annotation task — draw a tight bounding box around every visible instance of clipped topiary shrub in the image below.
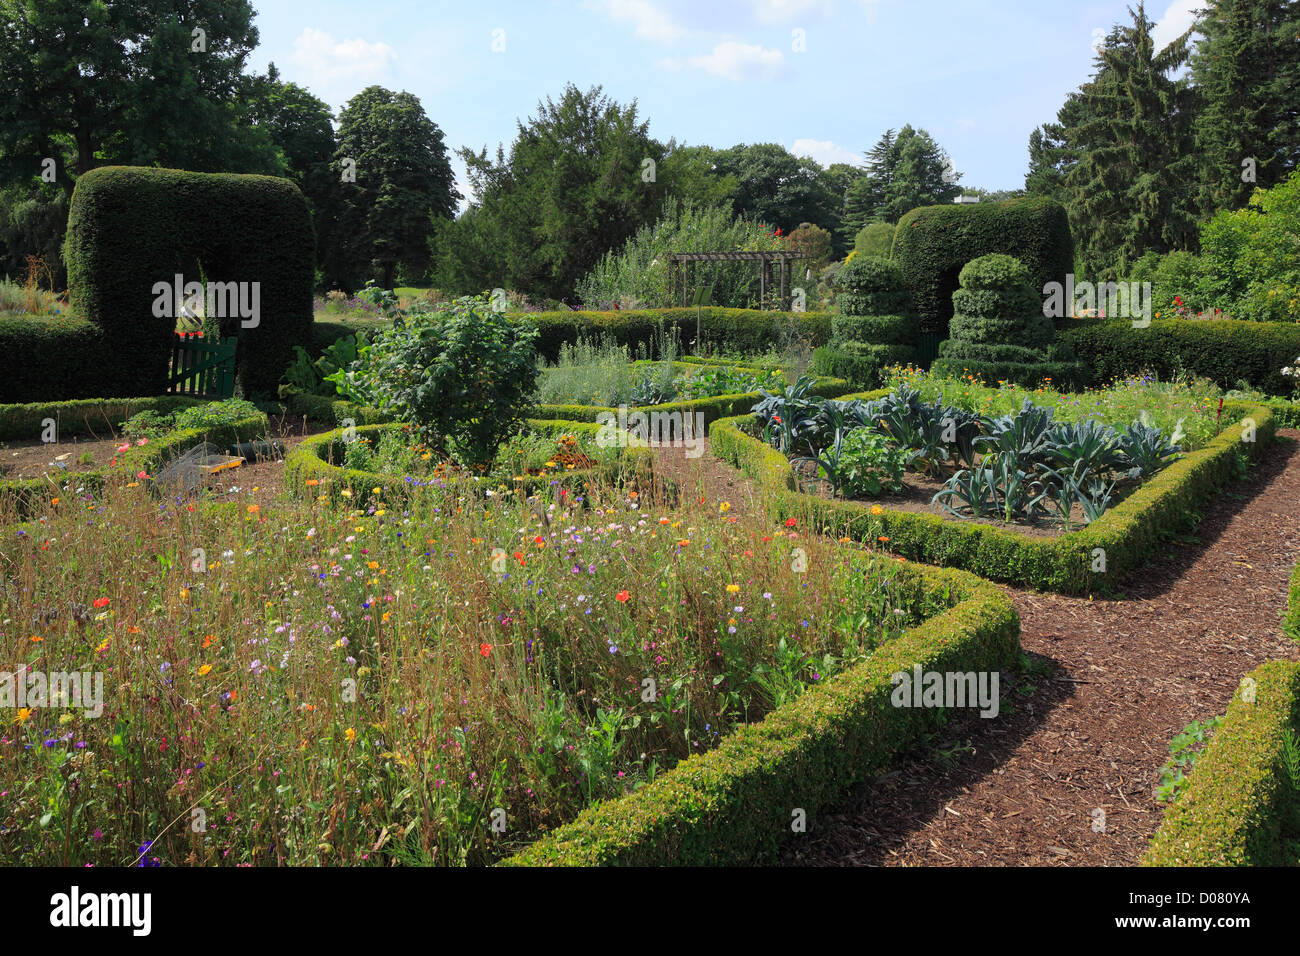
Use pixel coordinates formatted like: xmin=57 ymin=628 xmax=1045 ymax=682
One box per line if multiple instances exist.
xmin=65 ymin=166 xmax=315 ymax=398
xmin=932 ymin=254 xmax=1087 ymax=389
xmin=894 ymin=197 xmax=1073 ymax=335
xmin=813 ymin=256 xmax=918 ymax=387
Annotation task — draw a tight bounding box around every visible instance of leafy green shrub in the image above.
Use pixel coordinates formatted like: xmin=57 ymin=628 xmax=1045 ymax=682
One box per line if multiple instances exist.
xmin=853 ymin=222 xmax=895 ymax=259
xmin=65 ymin=166 xmax=314 ymax=398
xmin=837 ymin=427 xmax=908 ymax=497
xmin=894 ymin=197 xmax=1073 ymax=335
xmin=934 ymin=253 xmax=1087 ymax=389
xmin=1198 ymin=169 xmax=1300 ymax=323
xmin=331 ymin=294 xmax=539 ymax=466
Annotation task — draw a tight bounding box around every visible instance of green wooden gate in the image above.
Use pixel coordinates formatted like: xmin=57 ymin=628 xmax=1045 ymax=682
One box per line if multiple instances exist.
xmin=168 ymin=335 xmax=237 ymax=399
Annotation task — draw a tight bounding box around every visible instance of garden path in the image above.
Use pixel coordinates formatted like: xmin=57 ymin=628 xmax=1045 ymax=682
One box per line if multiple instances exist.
xmin=649 ymin=432 xmax=1300 ymax=866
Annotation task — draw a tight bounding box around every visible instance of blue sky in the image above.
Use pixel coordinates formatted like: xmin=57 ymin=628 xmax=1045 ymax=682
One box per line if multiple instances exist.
xmin=245 ymin=0 xmax=1201 ymax=207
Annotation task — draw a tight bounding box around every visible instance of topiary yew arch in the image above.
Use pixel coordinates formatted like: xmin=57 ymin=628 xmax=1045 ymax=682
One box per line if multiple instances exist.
xmin=65 ymin=166 xmax=315 ymax=398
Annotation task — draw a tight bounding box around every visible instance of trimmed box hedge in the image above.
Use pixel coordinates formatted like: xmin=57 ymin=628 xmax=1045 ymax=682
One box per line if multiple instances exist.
xmin=0 ymin=394 xmax=203 ymax=442
xmin=1058 ymin=317 xmax=1300 ymax=397
xmin=0 ymin=316 xmax=120 ymax=403
xmin=894 ymin=197 xmax=1073 ymax=336
xmin=0 ymin=405 xmax=267 ymax=518
xmin=503 ymin=561 xmax=1019 ymax=865
xmin=66 ymin=166 xmax=315 ymax=398
xmin=283 ymin=419 xmax=648 ymax=511
xmin=1143 ymin=659 xmax=1300 ymax=866
xmin=710 ymin=395 xmax=1276 ymax=595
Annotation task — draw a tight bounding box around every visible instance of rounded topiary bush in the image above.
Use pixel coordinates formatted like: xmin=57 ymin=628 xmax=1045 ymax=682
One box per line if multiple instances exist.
xmin=933 ymin=253 xmax=1087 ymax=389
xmin=824 ymin=255 xmax=919 ymax=386
xmin=833 ymin=255 xmax=915 ymax=317
xmin=957 ymin=253 xmax=1032 ymax=291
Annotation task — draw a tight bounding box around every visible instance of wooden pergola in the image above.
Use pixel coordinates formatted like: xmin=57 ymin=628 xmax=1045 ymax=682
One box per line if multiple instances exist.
xmin=666 ymin=250 xmax=808 ymax=310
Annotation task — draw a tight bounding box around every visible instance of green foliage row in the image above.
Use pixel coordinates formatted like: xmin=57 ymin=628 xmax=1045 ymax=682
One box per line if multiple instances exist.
xmin=709 ymin=396 xmax=1276 ymax=594
xmin=1142 ymin=660 xmax=1300 ymax=866
xmin=529 ymin=374 xmax=852 ymax=425
xmin=1058 ymin=317 xmax=1300 ymax=396
xmin=503 ymin=562 xmax=1020 ymax=865
xmin=65 ymin=166 xmax=315 ymax=398
xmin=893 ymin=198 xmax=1074 ymax=335
xmin=523 ymin=307 xmax=834 ymax=361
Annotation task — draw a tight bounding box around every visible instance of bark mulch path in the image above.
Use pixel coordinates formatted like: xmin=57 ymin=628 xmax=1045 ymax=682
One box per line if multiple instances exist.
xmin=648 ymin=432 xmax=1300 ymax=867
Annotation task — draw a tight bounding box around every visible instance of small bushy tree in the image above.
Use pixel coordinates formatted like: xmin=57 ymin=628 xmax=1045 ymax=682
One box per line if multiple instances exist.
xmin=330 ymin=294 xmax=539 ymax=466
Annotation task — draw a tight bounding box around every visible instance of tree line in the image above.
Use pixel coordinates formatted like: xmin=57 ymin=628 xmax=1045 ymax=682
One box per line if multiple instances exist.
xmin=0 ymin=0 xmax=1295 ymax=301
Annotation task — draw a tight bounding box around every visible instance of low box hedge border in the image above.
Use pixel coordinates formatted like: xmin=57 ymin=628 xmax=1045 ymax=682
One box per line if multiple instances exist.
xmin=1142 ymin=659 xmax=1300 ymax=866
xmin=502 ymin=561 xmax=1019 ymax=866
xmin=283 ymin=419 xmax=650 ymax=511
xmin=530 ymin=375 xmax=852 ymax=426
xmin=0 ymin=395 xmax=206 ymax=443
xmin=710 ymin=394 xmax=1276 ymax=595
xmin=0 ymin=408 xmax=268 ymax=518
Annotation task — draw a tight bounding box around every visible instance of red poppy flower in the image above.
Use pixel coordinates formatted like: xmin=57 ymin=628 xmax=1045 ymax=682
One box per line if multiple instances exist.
xmin=785 ymin=518 xmax=797 ymax=527
xmin=480 ymin=643 xmax=492 ymax=657
xmin=615 ymin=590 xmax=631 ymax=603
xmin=93 ymin=598 xmax=111 ymax=608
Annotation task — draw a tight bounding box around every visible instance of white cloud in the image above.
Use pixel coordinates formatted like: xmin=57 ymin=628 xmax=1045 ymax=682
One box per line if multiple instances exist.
xmin=1090 ymin=25 xmax=1108 ymax=54
xmin=1152 ymin=0 xmax=1201 ymax=49
xmin=751 ymin=0 xmax=835 ymax=24
xmin=751 ymin=0 xmax=878 ymax=23
xmin=791 ymin=138 xmax=861 ymax=167
xmin=584 ymin=0 xmax=684 ymax=42
xmin=662 ymin=40 xmax=785 ymax=81
xmin=290 ymin=28 xmax=396 ymax=84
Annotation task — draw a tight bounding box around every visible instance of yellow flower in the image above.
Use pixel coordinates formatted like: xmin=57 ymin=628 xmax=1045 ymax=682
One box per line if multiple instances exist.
xmin=719 ymin=501 xmax=731 ymax=513
xmin=871 ymin=505 xmax=883 ymax=516
xmin=726 ymin=584 xmax=740 ymax=594
xmin=247 ymin=504 xmax=259 ymax=514
xmin=367 ymin=561 xmax=379 ymax=569
xmin=15 ymin=708 xmax=33 ymax=723
xmin=198 ymin=664 xmax=213 ymax=676
xmin=345 ymin=727 xmax=357 ymax=742
xmin=178 ymin=587 xmax=190 ymax=602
